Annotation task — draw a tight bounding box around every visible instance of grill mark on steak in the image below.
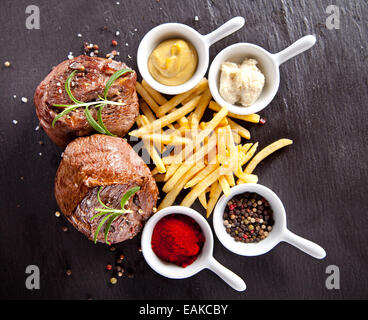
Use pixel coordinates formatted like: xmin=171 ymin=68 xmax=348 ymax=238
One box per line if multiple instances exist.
xmin=55 ymin=135 xmax=158 ymax=244
xmin=34 ymin=55 xmax=139 ymax=148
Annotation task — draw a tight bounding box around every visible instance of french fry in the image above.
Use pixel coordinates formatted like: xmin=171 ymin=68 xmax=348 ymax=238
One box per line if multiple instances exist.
xmin=191 ymin=88 xmax=212 ymax=123
xmin=181 ymin=82 xmax=209 ymax=105
xmin=158 ymin=162 xmax=205 ymax=210
xmin=193 ymin=107 xmax=228 ymax=148
xmin=151 ymin=167 xmax=159 ymax=176
xmin=136 ymin=116 xmax=166 ymax=173
xmin=207 ymin=181 xmax=222 ymax=218
xmin=142 ymin=80 xmax=168 ymax=105
xmin=157 ymin=79 xmax=208 ymax=116
xmin=245 ymin=139 xmax=293 ymax=174
xmin=140 ymin=101 xmax=157 ymax=122
xmin=154 ymin=174 xmax=166 ymax=182
xmin=236 ymin=173 xmax=259 ymax=184
xmin=227 ymin=117 xmax=251 ymax=140
xmin=184 ymin=164 xmax=218 ymax=189
xmin=241 ymin=142 xmax=259 ymax=166
xmin=225 ymin=174 xmax=235 ymax=187
xmin=129 ymin=96 xmax=201 ymax=137
xmin=198 ymin=192 xmax=207 ymax=209
xmin=141 ymin=134 xmax=192 ymax=146
xmin=136 ymin=82 xmax=160 ymax=115
xmin=164 ymin=163 xmax=181 ymax=181
xmin=162 ymin=135 xmax=217 ymax=193
xmin=218 ymin=175 xmax=231 ymax=196
xmin=209 ymin=101 xmax=260 ymax=123
xmin=181 ymin=166 xmax=231 ymax=207
xmin=225 ymin=125 xmax=237 ymax=170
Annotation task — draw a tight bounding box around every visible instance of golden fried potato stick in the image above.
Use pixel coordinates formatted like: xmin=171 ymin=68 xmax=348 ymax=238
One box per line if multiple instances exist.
xmin=227 ymin=117 xmax=251 ymax=140
xmin=136 ymin=82 xmax=161 ymax=115
xmin=140 ymin=101 xmax=157 ymax=122
xmin=162 ymin=135 xmax=217 ymax=193
xmin=129 ymin=96 xmax=201 ymax=137
xmin=181 ymin=166 xmax=231 ymax=207
xmin=245 ymin=139 xmax=293 ymax=174
xmin=190 ymin=88 xmax=212 ymax=124
xmin=219 ymin=175 xmax=231 ymax=196
xmin=142 ymin=80 xmax=168 ymax=105
xmin=207 ymin=181 xmax=222 ymax=218
xmin=136 ymin=116 xmax=166 ymax=173
xmin=157 ymin=79 xmax=208 ymax=116
xmin=184 ymin=164 xmax=218 ymax=189
xmin=154 ymin=174 xmax=166 ymax=182
xmin=209 ymin=101 xmax=260 ymax=123
xmin=141 ymin=134 xmax=192 ymax=146
xmin=158 ymin=162 xmax=205 ymax=210
xmin=198 ymin=192 xmax=207 ymax=209
xmin=236 ymin=173 xmax=259 ymax=184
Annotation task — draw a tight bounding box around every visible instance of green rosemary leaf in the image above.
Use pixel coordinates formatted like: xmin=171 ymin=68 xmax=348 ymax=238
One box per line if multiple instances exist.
xmin=85 ymin=106 xmax=107 ymax=134
xmin=97 ymin=186 xmax=111 ymax=209
xmin=104 ymin=213 xmax=121 ymax=245
xmin=90 ymin=211 xmax=109 ymax=222
xmin=97 ymin=104 xmax=116 ymax=137
xmin=94 ymin=208 xmax=125 ymax=214
xmin=103 ymin=68 xmax=133 ymax=100
xmin=65 ymin=70 xmax=82 ymax=104
xmin=52 ymin=105 xmax=80 ymax=127
xmin=120 ymin=186 xmax=140 ymax=210
xmin=93 ymin=213 xmax=114 ymax=244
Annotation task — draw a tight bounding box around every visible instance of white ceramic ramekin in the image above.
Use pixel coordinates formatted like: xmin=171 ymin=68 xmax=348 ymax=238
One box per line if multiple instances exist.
xmin=213 ymin=183 xmax=326 ymax=259
xmin=137 ymin=17 xmax=245 ymax=95
xmin=208 ymin=35 xmax=316 ymax=115
xmin=141 ymin=206 xmax=246 ymax=291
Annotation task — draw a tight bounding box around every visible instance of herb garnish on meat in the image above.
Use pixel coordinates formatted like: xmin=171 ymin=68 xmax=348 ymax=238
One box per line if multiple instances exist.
xmin=90 ymin=186 xmax=140 ymax=245
xmin=52 ymin=68 xmax=133 ymax=135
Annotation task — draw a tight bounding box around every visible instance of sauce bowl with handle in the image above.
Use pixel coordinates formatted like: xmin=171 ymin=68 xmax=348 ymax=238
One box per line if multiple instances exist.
xmin=137 ymin=17 xmax=245 ymax=95
xmin=213 ymin=183 xmax=326 ymax=259
xmin=141 ymin=206 xmax=246 ymax=292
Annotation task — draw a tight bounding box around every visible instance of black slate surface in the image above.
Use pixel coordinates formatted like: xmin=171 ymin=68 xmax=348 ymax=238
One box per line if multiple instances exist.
xmin=0 ymin=0 xmax=367 ymax=300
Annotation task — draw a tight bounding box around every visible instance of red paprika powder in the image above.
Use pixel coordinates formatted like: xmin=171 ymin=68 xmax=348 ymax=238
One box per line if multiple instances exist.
xmin=151 ymin=214 xmax=205 ymax=268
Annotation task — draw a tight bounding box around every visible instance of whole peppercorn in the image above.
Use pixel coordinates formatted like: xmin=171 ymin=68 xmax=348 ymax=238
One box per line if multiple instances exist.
xmin=4 ymin=61 xmax=11 ymax=67
xmin=66 ymin=269 xmax=72 ymax=276
xmin=259 ymin=118 xmax=267 ymax=125
xmin=110 ymin=277 xmax=117 ymax=285
xmin=106 ymin=264 xmax=112 ymax=271
xmin=62 ymin=226 xmax=68 ymax=232
xmin=111 ymin=40 xmax=118 ymax=46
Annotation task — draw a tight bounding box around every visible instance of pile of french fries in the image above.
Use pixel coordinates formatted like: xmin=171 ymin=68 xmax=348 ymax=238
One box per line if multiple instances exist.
xmin=131 ymin=78 xmax=293 ymax=218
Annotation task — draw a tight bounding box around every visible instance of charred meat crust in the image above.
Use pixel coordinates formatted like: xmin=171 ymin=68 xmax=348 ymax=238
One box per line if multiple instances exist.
xmin=54 ymin=135 xmax=158 ymax=244
xmin=34 ymin=55 xmax=139 ymax=148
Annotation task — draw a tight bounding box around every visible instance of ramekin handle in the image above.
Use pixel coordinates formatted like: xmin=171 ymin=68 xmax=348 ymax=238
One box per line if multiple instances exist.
xmin=204 ymin=17 xmax=245 ymax=47
xmin=282 ymin=229 xmax=326 ymax=259
xmin=273 ymin=35 xmax=316 ymax=66
xmin=207 ymin=257 xmax=246 ymax=291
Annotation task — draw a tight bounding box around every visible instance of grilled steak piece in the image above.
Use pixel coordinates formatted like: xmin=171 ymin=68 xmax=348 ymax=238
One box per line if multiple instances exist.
xmin=55 ymin=134 xmax=158 ymax=244
xmin=34 ymin=55 xmax=139 ymax=148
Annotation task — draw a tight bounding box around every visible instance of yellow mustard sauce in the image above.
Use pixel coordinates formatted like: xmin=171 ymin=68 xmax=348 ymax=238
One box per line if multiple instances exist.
xmin=148 ymin=39 xmax=198 ymax=86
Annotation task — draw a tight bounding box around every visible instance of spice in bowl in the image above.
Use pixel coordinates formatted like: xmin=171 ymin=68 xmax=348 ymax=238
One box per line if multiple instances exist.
xmin=223 ymin=192 xmax=274 ymax=243
xmin=151 ymin=214 xmax=205 ymax=268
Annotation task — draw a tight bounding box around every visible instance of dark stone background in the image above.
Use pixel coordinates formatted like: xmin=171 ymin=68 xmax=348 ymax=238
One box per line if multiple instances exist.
xmin=0 ymin=0 xmax=367 ymax=300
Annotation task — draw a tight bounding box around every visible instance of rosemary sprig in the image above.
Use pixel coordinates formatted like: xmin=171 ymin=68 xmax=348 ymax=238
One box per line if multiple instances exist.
xmin=90 ymin=186 xmax=140 ymax=245
xmin=52 ymin=68 xmax=133 ymax=135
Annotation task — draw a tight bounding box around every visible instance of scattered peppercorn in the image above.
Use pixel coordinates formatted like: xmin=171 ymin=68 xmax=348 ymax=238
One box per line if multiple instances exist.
xmin=62 ymin=226 xmax=68 ymax=232
xmin=118 ymin=271 xmax=123 ymax=277
xmin=55 ymin=211 xmax=61 ymax=217
xmin=109 ymin=246 xmax=116 ymax=252
xmin=110 ymin=277 xmax=117 ymax=284
xmin=66 ymin=269 xmax=72 ymax=276
xmin=259 ymin=117 xmax=267 ymax=125
xmin=111 ymin=40 xmax=118 ymax=46
xmin=106 ymin=264 xmax=112 ymax=271
xmin=4 ymin=61 xmax=11 ymax=67
xmin=223 ymin=192 xmax=274 ymax=243
xmin=119 ymin=254 xmax=125 ymax=261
